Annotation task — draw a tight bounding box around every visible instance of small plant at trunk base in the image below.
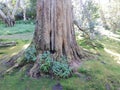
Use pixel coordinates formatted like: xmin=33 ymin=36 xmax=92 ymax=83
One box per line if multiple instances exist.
xmin=52 ymin=61 xmax=72 ymax=78
xmin=39 ymin=51 xmax=72 ymax=78
xmin=39 ymin=51 xmax=52 ymax=73
xmin=24 ymin=45 xmax=36 ymax=62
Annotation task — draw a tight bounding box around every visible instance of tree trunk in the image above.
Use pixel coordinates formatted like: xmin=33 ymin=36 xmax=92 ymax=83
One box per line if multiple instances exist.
xmin=0 ymin=0 xmax=20 ymax=26
xmin=34 ymin=0 xmax=84 ymax=60
xmin=0 ymin=9 xmax=15 ymax=27
xmin=29 ymin=0 xmax=86 ymax=77
xmin=6 ymin=0 xmax=90 ymax=78
xmin=20 ymin=0 xmax=27 ymax=21
xmin=12 ymin=0 xmax=21 ymax=19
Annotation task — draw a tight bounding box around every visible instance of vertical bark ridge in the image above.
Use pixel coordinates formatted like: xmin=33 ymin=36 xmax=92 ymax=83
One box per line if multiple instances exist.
xmin=33 ymin=0 xmax=84 ymax=61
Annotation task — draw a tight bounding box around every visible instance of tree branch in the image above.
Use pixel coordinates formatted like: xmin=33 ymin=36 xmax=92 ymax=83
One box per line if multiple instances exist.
xmin=73 ymin=20 xmax=90 ymax=38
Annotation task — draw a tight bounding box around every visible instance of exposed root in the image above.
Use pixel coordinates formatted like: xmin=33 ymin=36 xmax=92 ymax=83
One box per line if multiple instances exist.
xmin=29 ymin=63 xmax=40 ymax=78
xmin=3 ymin=50 xmax=26 ymax=75
xmin=3 ymin=44 xmax=96 ymax=78
xmin=29 ymin=55 xmax=40 ymax=78
xmin=6 ymin=50 xmax=24 ymax=67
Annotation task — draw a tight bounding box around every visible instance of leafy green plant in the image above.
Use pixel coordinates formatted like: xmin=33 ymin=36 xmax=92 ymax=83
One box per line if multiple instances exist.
xmin=39 ymin=51 xmax=52 ymax=73
xmin=38 ymin=52 xmax=72 ymax=78
xmin=52 ymin=61 xmax=72 ymax=78
xmin=24 ymin=45 xmax=36 ymax=62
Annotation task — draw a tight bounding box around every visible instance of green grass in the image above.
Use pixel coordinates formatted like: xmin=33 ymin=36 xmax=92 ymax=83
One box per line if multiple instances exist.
xmin=0 ymin=24 xmax=35 ymax=35
xmin=100 ymin=37 xmax=120 ymax=53
xmin=0 ymin=24 xmax=120 ymax=90
xmin=0 ymin=38 xmax=120 ymax=90
xmin=0 ymin=72 xmax=56 ymax=90
xmin=0 ymin=39 xmax=30 ymax=58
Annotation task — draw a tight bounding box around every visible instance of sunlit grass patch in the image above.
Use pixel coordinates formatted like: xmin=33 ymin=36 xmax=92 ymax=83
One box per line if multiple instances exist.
xmin=0 ymin=39 xmax=30 ymax=58
xmin=0 ymin=24 xmax=35 ymax=35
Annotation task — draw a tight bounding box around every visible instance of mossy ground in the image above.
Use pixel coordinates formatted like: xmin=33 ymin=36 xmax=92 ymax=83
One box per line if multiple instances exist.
xmin=0 ymin=25 xmax=120 ymax=90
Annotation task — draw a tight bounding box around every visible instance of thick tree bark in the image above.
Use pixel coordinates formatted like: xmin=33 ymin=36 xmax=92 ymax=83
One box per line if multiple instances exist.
xmin=34 ymin=0 xmax=84 ymax=60
xmin=29 ymin=0 xmax=86 ymax=77
xmin=5 ymin=0 xmax=91 ymax=78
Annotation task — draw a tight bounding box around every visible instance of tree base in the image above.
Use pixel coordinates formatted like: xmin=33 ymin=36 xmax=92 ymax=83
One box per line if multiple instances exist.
xmin=4 ymin=47 xmax=94 ymax=78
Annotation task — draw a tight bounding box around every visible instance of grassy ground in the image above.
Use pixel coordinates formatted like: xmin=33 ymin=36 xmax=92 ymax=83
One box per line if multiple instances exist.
xmin=0 ymin=39 xmax=30 ymax=58
xmin=0 ymin=24 xmax=120 ymax=90
xmin=0 ymin=24 xmax=34 ymax=35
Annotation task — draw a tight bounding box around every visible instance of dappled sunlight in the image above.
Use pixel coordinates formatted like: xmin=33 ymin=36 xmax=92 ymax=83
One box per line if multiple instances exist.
xmin=96 ymin=27 xmax=120 ymax=42
xmin=109 ymin=37 xmax=120 ymax=42
xmin=104 ymin=48 xmax=120 ymax=64
xmin=11 ymin=53 xmax=18 ymax=56
xmin=95 ymin=26 xmax=120 ymax=40
xmin=10 ymin=47 xmax=15 ymax=50
xmin=22 ymin=44 xmax=30 ymax=50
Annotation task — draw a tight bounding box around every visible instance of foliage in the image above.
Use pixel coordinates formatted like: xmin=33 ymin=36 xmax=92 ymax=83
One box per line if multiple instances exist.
xmin=39 ymin=51 xmax=52 ymax=73
xmin=52 ymin=61 xmax=71 ymax=78
xmin=24 ymin=45 xmax=36 ymax=62
xmin=38 ymin=51 xmax=72 ymax=78
xmin=86 ymin=0 xmax=99 ymax=20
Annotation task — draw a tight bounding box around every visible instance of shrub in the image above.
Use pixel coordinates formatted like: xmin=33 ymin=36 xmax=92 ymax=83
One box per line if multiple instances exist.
xmin=39 ymin=51 xmax=52 ymax=73
xmin=38 ymin=51 xmax=72 ymax=78
xmin=52 ymin=61 xmax=72 ymax=78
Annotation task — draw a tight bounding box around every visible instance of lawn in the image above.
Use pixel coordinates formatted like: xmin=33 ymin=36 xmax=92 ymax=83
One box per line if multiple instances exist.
xmin=0 ymin=24 xmax=120 ymax=90
xmin=0 ymin=24 xmax=35 ymax=35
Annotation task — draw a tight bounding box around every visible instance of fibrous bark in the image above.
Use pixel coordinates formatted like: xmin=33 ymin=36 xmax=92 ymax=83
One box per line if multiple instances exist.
xmin=33 ymin=0 xmax=85 ymax=61
xmin=6 ymin=0 xmax=90 ymax=78
xmin=29 ymin=0 xmax=88 ymax=77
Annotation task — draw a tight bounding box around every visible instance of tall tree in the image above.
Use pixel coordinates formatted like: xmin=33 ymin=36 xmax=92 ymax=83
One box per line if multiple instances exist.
xmin=6 ymin=0 xmax=89 ymax=78
xmin=29 ymin=0 xmax=87 ymax=77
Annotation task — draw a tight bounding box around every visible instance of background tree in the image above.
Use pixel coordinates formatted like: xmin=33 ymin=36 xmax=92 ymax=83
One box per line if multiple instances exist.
xmin=0 ymin=0 xmax=20 ymax=26
xmin=0 ymin=0 xmax=28 ymax=26
xmin=73 ymin=0 xmax=99 ymax=39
